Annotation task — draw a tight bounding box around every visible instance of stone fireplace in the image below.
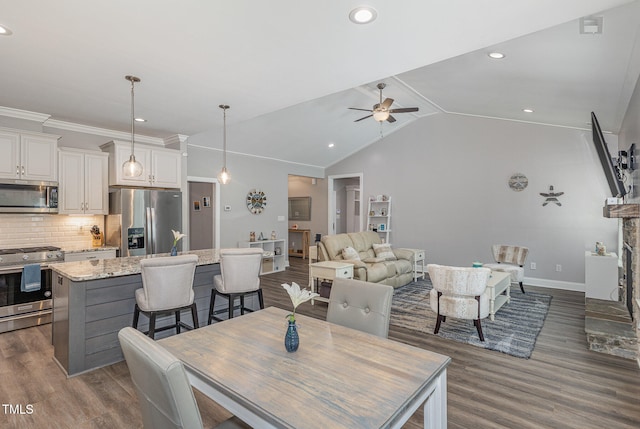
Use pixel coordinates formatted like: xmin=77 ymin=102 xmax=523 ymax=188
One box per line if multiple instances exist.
xmin=603 ymin=204 xmax=640 ymax=365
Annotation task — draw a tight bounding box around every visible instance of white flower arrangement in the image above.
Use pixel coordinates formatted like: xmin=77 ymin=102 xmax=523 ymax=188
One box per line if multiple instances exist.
xmin=172 ymin=229 xmax=186 ymax=247
xmin=282 ymin=282 xmax=319 ymax=322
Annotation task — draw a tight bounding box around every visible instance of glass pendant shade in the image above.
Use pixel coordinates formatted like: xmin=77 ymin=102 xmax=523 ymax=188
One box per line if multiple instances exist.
xmin=218 ymin=104 xmax=230 ymax=184
xmin=217 ymin=166 xmax=230 ymax=184
xmin=122 ymin=75 xmax=143 ymax=178
xmin=123 ymin=154 xmax=143 ymax=177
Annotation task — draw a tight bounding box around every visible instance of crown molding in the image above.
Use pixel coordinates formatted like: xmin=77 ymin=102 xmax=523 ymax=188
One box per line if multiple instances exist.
xmin=0 ymin=106 xmax=51 ymax=123
xmin=44 ymin=119 xmax=164 ymax=145
xmin=164 ymin=134 xmax=189 ymax=146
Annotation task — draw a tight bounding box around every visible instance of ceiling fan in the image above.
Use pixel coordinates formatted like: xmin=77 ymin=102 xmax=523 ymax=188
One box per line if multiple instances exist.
xmin=349 ymin=83 xmax=419 ymax=123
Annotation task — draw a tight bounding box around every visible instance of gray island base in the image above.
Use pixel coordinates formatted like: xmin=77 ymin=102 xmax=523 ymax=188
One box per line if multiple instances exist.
xmin=50 ymin=249 xmax=245 ymax=377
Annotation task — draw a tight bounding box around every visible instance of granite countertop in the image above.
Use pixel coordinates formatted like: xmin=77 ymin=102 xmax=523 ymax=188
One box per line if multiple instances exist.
xmin=50 ymin=249 xmax=220 ymax=281
xmin=62 ymin=246 xmax=119 ymax=254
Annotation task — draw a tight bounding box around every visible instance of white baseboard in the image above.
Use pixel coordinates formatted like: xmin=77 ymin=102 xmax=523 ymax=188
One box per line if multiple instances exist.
xmin=523 ymin=276 xmax=584 ymax=292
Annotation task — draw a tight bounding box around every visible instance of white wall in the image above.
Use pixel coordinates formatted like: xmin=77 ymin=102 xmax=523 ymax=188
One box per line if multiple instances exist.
xmin=620 ymin=74 xmax=640 ymax=200
xmin=327 ymin=113 xmax=618 ymax=286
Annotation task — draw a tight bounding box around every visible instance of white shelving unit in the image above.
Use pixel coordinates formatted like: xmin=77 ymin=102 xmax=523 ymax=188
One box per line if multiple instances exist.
xmin=240 ymin=239 xmax=286 ymax=274
xmin=367 ymin=197 xmax=391 ymax=243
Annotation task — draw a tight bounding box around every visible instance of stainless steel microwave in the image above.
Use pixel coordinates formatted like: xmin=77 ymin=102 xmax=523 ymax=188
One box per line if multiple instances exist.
xmin=0 ymin=181 xmax=58 ymax=213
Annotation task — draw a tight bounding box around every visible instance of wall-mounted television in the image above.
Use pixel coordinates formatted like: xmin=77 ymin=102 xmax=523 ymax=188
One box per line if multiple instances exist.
xmin=591 ymin=111 xmax=626 ymax=197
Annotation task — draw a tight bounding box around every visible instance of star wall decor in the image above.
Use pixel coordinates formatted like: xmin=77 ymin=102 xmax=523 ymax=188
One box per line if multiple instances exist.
xmin=540 ymin=185 xmax=564 ymax=207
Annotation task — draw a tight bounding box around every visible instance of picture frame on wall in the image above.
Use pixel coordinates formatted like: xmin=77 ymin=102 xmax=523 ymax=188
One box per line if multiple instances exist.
xmin=193 ymin=201 xmax=200 ymax=211
xmin=203 ymin=196 xmax=211 ymax=207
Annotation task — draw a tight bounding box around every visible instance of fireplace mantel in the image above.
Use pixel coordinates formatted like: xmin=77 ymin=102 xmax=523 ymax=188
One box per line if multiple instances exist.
xmin=603 ymin=204 xmax=640 ymax=218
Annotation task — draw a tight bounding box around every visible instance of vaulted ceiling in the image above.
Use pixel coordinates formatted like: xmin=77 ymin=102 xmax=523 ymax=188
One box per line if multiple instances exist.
xmin=0 ymin=0 xmax=638 ymax=168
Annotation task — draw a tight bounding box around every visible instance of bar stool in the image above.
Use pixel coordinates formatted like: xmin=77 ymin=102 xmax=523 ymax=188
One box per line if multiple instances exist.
xmin=133 ymin=254 xmax=199 ymax=339
xmin=208 ymin=248 xmax=264 ymax=324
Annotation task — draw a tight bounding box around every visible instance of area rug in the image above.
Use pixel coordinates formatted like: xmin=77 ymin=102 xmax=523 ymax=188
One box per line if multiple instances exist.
xmin=390 ymin=277 xmax=552 ymax=358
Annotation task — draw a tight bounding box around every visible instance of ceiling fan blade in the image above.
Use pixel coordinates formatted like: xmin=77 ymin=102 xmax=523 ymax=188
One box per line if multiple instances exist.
xmin=381 ymin=98 xmax=394 ymax=109
xmin=348 ymin=107 xmax=373 ymax=112
xmin=355 ymin=114 xmax=373 ymax=122
xmin=389 ymin=107 xmax=419 ymax=113
xmin=386 ymin=115 xmax=397 ymax=123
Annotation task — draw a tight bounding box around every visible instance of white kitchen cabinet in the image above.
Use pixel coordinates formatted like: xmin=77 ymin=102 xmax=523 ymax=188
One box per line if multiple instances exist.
xmin=0 ymin=127 xmax=59 ymax=182
xmin=101 ymin=140 xmax=181 ymax=188
xmin=63 ymin=248 xmax=116 ymax=262
xmin=58 ymin=148 xmax=108 ymax=215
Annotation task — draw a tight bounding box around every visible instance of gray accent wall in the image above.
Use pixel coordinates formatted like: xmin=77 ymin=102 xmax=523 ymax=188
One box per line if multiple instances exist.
xmin=186 ymin=141 xmax=323 ymax=250
xmin=288 ymin=175 xmax=329 ymax=241
xmin=326 ymin=113 xmax=618 ymax=286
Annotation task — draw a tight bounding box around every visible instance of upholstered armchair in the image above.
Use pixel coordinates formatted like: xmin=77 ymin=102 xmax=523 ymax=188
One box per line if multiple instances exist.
xmin=484 ymin=244 xmax=529 ymax=293
xmin=427 ymin=264 xmax=492 ymax=341
xmin=326 ymin=278 xmax=394 ymax=338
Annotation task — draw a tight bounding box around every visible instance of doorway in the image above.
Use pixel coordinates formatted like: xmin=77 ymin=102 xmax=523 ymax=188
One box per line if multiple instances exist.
xmin=328 ymin=174 xmax=363 ymax=235
xmin=187 ymin=177 xmax=220 ymax=250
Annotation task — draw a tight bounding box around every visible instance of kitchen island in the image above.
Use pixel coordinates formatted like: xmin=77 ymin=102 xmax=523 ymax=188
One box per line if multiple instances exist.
xmin=50 ymin=249 xmax=229 ymax=377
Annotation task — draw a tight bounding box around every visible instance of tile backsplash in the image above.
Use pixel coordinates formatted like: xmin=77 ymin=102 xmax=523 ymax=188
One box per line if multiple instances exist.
xmin=0 ymin=214 xmax=105 ymax=251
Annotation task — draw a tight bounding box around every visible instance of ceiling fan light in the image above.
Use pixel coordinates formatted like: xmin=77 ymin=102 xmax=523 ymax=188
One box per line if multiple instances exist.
xmin=373 ymin=110 xmax=389 ymax=122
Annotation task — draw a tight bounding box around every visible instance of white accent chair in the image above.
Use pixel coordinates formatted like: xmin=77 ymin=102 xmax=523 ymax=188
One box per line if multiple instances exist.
xmin=118 ymin=327 xmax=249 ymax=429
xmin=326 ymin=278 xmax=394 ymax=338
xmin=133 ymin=254 xmax=199 ymax=339
xmin=427 ymin=264 xmax=492 ymax=341
xmin=208 ymin=248 xmax=264 ymax=324
xmin=484 ymin=244 xmax=529 ymax=293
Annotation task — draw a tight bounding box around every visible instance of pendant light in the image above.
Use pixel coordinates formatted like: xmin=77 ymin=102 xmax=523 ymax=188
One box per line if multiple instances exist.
xmin=122 ymin=75 xmax=143 ymax=177
xmin=217 ymin=104 xmax=231 ymax=184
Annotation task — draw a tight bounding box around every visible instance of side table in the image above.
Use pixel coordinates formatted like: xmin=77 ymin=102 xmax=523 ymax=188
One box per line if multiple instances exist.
xmin=309 ymin=261 xmax=354 ymax=304
xmin=404 ymin=248 xmax=426 ymax=282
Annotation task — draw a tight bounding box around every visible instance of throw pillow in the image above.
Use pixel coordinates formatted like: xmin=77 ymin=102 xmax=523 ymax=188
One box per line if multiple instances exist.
xmin=342 ymin=246 xmax=360 ymax=260
xmin=372 ymin=243 xmax=396 ymax=261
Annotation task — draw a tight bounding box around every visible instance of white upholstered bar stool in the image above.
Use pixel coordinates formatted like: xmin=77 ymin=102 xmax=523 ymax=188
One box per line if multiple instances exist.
xmin=208 ymin=248 xmax=264 ymax=324
xmin=118 ymin=327 xmax=249 ymax=429
xmin=326 ymin=278 xmax=394 ymax=338
xmin=133 ymin=254 xmax=199 ymax=339
xmin=484 ymin=244 xmax=529 ymax=293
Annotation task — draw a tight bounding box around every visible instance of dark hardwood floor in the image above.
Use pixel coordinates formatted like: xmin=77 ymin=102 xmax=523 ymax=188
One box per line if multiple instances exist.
xmin=1 ymin=257 xmax=639 ymax=428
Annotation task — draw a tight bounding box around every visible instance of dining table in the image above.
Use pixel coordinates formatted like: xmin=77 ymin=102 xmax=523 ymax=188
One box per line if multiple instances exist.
xmin=159 ymin=306 xmax=450 ymax=429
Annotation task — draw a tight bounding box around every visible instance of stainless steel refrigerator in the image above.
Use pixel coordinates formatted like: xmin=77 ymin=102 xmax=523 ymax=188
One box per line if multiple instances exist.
xmin=105 ymin=188 xmax=182 ymax=257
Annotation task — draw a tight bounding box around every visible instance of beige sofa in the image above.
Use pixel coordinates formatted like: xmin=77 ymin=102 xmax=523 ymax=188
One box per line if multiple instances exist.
xmin=317 ymin=231 xmax=414 ymax=288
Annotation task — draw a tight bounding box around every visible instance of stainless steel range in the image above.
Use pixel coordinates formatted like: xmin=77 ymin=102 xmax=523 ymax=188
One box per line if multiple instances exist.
xmin=0 ymin=246 xmax=63 ymax=333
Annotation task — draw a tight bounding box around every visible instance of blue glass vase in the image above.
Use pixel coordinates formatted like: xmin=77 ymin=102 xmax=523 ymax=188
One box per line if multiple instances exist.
xmin=170 ymin=246 xmax=177 ymax=256
xmin=284 ymin=320 xmax=299 ymax=352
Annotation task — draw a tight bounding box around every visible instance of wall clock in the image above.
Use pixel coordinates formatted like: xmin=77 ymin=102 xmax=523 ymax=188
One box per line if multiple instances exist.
xmin=247 ymin=189 xmax=267 ymax=214
xmin=508 ymin=173 xmax=528 ymax=192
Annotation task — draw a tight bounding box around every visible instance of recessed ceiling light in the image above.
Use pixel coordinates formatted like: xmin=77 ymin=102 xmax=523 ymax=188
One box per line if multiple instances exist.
xmin=0 ymin=25 xmax=13 ymax=36
xmin=328 ymin=143 xmax=335 ymax=148
xmin=488 ymin=52 xmax=505 ymax=59
xmin=134 ymin=117 xmax=146 ymax=122
xmin=349 ymin=6 xmax=377 ymax=24
xmin=523 ymin=108 xmax=534 ymax=113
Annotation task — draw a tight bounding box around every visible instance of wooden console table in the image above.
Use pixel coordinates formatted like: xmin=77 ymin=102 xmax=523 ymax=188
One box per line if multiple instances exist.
xmin=288 ymin=229 xmax=310 ymax=259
